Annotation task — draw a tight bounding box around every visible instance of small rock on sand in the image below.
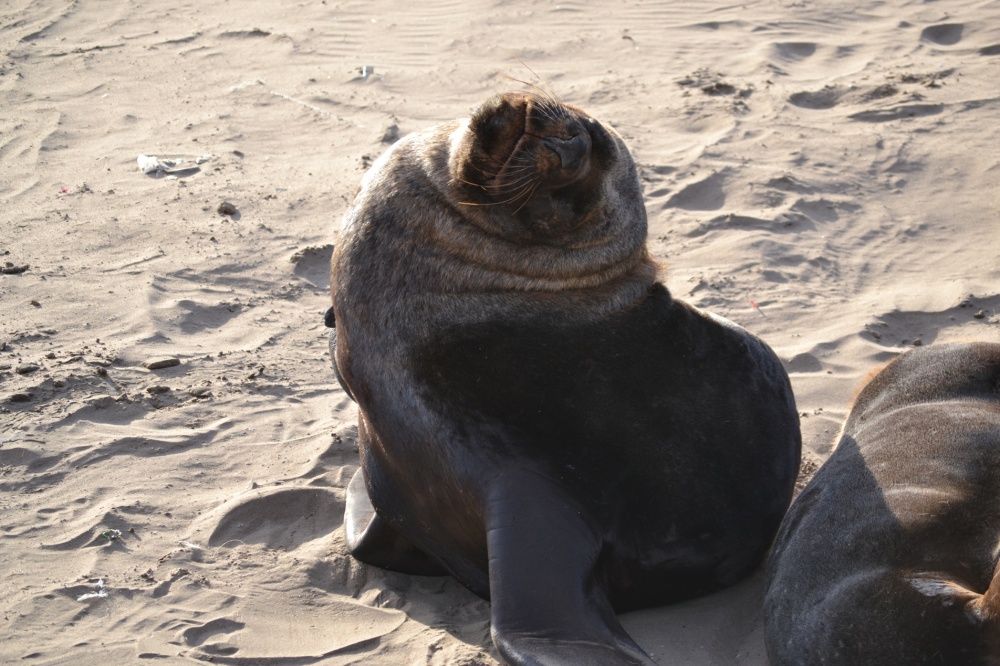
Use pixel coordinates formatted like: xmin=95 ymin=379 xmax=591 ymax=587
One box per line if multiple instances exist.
xmin=87 ymin=396 xmax=115 ymax=409
xmin=16 ymin=363 xmax=40 ymax=374
xmin=145 ymin=358 xmax=181 ymax=370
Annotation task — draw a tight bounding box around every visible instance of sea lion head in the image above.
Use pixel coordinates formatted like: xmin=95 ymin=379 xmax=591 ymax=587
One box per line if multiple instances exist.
xmin=334 ymin=91 xmax=655 ymax=332
xmin=449 ymin=92 xmax=644 ymax=247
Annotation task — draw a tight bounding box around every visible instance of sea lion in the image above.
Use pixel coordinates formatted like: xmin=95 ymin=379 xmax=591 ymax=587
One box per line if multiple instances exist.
xmin=329 ymin=91 xmax=801 ymax=665
xmin=764 ymin=342 xmax=1000 ymax=665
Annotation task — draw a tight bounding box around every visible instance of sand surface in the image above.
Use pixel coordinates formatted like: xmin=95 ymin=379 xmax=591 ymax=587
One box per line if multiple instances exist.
xmin=2 ymin=0 xmax=999 ymax=663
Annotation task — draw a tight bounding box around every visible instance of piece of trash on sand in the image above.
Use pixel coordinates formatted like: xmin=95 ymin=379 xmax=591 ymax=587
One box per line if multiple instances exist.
xmin=101 ymin=528 xmax=123 ymax=541
xmin=179 ymin=540 xmax=203 ymax=550
xmin=77 ymin=579 xmax=108 ymax=602
xmin=349 ymin=65 xmax=377 ymax=83
xmin=137 ymin=154 xmax=204 ymax=179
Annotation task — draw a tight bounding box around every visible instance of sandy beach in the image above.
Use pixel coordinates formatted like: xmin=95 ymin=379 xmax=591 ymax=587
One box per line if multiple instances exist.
xmin=2 ymin=0 xmax=999 ymax=663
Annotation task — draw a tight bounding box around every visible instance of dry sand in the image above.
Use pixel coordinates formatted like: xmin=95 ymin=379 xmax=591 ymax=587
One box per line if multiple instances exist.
xmin=2 ymin=0 xmax=999 ymax=663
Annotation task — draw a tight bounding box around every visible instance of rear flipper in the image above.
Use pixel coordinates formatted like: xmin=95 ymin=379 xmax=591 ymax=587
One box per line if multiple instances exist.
xmin=487 ymin=469 xmax=656 ymax=666
xmin=345 ymin=468 xmax=447 ymax=576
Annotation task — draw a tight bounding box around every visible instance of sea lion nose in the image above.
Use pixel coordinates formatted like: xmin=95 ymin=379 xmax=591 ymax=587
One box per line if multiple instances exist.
xmin=542 ymin=132 xmax=591 ymax=174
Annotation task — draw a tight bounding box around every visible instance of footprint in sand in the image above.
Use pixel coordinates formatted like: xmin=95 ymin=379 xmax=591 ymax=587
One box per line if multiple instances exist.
xmin=182 ymin=618 xmax=245 ymax=655
xmin=207 ymin=487 xmax=342 ymax=550
xmin=665 ymin=171 xmax=728 ymax=211
xmin=848 ymin=103 xmax=944 ymax=123
xmin=289 ymin=244 xmax=334 ymax=290
xmin=788 ymin=86 xmax=845 ymax=110
xmin=173 ymin=597 xmax=405 ymax=661
xmin=920 ymin=23 xmax=964 ymax=46
xmin=865 ymin=296 xmax=1000 ymax=348
xmin=772 ymin=41 xmax=817 ymax=61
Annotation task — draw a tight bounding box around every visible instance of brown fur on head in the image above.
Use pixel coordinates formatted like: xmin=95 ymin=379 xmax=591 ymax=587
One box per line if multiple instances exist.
xmin=449 ymin=92 xmax=626 ymax=244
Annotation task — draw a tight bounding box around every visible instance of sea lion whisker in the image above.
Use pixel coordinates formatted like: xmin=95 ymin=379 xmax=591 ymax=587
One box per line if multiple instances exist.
xmin=487 ymin=171 xmax=539 ymax=195
xmin=510 ymin=182 xmax=540 ymax=215
xmin=497 ymin=168 xmax=536 ymax=181
xmin=488 ymin=180 xmax=539 ymax=199
xmin=489 ymin=157 xmax=539 ymax=187
xmin=492 ymin=185 xmax=539 ymax=206
xmin=532 ymin=91 xmax=571 ymax=120
xmin=498 ymin=74 xmax=559 ymax=103
xmin=493 ymin=164 xmax=538 ymax=185
xmin=463 ymin=161 xmax=498 ymax=179
xmin=501 ymin=63 xmax=562 ymax=105
xmin=533 ymin=99 xmax=565 ymax=124
xmin=517 ymin=59 xmax=561 ymax=102
xmin=455 ymin=176 xmax=489 ymax=191
xmin=488 ymin=182 xmax=538 ymax=198
xmin=459 ymin=182 xmax=537 ymax=208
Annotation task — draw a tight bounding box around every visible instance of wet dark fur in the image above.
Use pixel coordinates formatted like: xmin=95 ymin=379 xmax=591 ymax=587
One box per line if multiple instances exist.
xmin=765 ymin=342 xmax=1000 ymax=665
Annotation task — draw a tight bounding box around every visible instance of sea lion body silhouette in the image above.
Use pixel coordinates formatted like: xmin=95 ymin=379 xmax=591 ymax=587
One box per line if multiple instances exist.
xmin=765 ymin=342 xmax=1000 ymax=665
xmin=330 ymin=92 xmax=801 ymax=665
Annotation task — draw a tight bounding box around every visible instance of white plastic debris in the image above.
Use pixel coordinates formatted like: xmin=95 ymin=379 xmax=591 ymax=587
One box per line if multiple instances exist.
xmin=77 ymin=579 xmax=108 ymax=602
xmin=137 ymin=155 xmax=205 ymax=178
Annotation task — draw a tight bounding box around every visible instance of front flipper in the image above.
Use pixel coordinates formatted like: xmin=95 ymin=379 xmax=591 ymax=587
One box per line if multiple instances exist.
xmin=345 ymin=468 xmax=447 ymax=576
xmin=487 ymin=470 xmax=657 ymax=666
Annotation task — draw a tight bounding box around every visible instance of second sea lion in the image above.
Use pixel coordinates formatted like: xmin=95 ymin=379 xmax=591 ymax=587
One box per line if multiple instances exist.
xmin=765 ymin=342 xmax=1000 ymax=665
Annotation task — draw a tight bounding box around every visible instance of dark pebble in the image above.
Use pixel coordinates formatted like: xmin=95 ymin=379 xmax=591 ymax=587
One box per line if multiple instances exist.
xmin=217 ymin=201 xmax=237 ymax=216
xmin=9 ymin=393 xmax=32 ymax=403
xmin=189 ymin=387 xmax=212 ymax=398
xmin=146 ymin=358 xmax=181 ymax=370
xmin=147 ymin=385 xmax=171 ymax=394
xmin=16 ymin=363 xmax=40 ymax=374
xmin=974 ymin=309 xmax=986 ymax=319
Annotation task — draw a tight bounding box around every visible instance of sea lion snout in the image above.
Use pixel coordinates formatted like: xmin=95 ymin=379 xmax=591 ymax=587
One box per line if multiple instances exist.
xmin=541 ymin=130 xmax=591 ymax=180
xmin=450 ymin=92 xmax=622 ymax=239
